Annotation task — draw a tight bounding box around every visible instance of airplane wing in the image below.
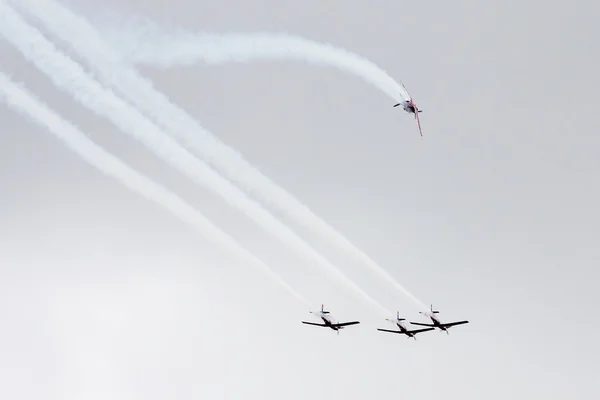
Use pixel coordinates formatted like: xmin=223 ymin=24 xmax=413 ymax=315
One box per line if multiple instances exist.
xmin=439 ymin=320 xmax=469 ymax=328
xmin=406 ymin=327 xmax=435 ymax=334
xmin=376 ymin=328 xmax=404 ymax=334
xmin=331 ymin=321 xmax=360 ymax=328
xmin=301 ymin=321 xmax=328 ymax=327
xmin=398 ymin=79 xmax=410 ymax=98
xmin=409 ymin=322 xmax=436 ymax=327
xmin=414 ymin=110 xmax=423 ymax=137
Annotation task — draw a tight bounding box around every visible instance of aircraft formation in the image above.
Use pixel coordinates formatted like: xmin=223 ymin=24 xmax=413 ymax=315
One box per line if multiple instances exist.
xmin=302 ymin=304 xmax=469 ymax=338
xmin=301 ymin=82 xmax=468 ymax=338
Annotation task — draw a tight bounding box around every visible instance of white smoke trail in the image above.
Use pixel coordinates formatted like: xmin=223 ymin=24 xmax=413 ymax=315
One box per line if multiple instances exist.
xmin=0 ymin=2 xmax=390 ymax=317
xmin=15 ymin=0 xmax=426 ymax=311
xmin=98 ymin=18 xmax=410 ymax=102
xmin=0 ymin=71 xmax=311 ymax=308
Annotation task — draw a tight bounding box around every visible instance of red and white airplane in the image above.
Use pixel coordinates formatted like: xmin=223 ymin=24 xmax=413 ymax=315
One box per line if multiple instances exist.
xmin=410 ymin=305 xmax=469 ymax=335
xmin=301 ymin=304 xmax=360 ymax=335
xmin=377 ymin=311 xmax=434 ymax=340
xmin=393 ymin=80 xmax=423 ymax=137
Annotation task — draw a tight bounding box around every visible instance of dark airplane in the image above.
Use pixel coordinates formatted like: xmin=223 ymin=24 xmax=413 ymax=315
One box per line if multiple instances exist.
xmin=302 ymin=304 xmax=360 ymax=335
xmin=410 ymin=304 xmax=469 ymax=334
xmin=377 ymin=311 xmax=434 ymax=340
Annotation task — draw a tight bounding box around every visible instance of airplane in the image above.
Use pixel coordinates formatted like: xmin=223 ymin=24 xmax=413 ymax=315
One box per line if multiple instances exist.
xmin=410 ymin=304 xmax=469 ymax=335
xmin=301 ymin=304 xmax=360 ymax=335
xmin=377 ymin=311 xmax=434 ymax=340
xmin=393 ymin=80 xmax=423 ymax=136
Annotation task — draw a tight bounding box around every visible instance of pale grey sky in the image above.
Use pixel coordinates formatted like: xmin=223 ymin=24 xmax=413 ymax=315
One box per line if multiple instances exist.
xmin=1 ymin=0 xmax=599 ymax=399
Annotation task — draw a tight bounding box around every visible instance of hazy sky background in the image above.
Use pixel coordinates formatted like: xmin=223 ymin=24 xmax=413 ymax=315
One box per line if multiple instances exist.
xmin=1 ymin=0 xmax=599 ymax=399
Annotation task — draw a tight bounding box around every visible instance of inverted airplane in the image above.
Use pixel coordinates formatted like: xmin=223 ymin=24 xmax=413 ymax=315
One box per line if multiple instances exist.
xmin=301 ymin=304 xmax=360 ymax=334
xmin=393 ymin=80 xmax=423 ymax=137
xmin=410 ymin=305 xmax=469 ymax=334
xmin=377 ymin=311 xmax=434 ymax=340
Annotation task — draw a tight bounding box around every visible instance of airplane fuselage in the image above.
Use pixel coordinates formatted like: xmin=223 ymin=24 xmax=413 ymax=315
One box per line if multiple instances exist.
xmin=395 ymin=100 xmax=419 ymax=115
xmin=428 ymin=316 xmax=448 ymax=331
xmin=395 ymin=322 xmax=414 ymax=336
xmin=318 ymin=313 xmax=340 ymax=331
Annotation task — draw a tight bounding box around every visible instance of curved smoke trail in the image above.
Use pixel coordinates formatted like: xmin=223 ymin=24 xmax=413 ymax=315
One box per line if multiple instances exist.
xmin=12 ymin=0 xmax=427 ymax=312
xmin=88 ymin=12 xmax=410 ymax=102
xmin=0 ymin=71 xmax=311 ymax=308
xmin=131 ymin=33 xmax=409 ymax=102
